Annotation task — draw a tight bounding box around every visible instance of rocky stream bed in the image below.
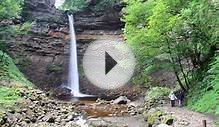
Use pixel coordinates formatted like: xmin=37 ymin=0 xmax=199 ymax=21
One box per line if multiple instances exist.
xmin=1 ymin=85 xmax=206 ymax=127
xmin=0 ymin=85 xmax=177 ymax=127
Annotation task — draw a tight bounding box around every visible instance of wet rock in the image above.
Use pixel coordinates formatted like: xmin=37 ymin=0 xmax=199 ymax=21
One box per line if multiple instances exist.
xmin=30 ymin=117 xmax=37 ymax=123
xmin=65 ymin=121 xmax=80 ymax=127
xmin=52 ymin=86 xmax=72 ymax=100
xmin=64 ymin=114 xmax=74 ymax=122
xmin=0 ymin=114 xmax=7 ymax=125
xmin=96 ymin=98 xmax=110 ymax=105
xmin=42 ymin=115 xmax=55 ymax=123
xmin=21 ymin=108 xmax=27 ymax=113
xmin=88 ymin=118 xmax=114 ymax=127
xmin=130 ymin=111 xmax=137 ymax=116
xmin=112 ymin=96 xmax=131 ymax=104
xmin=178 ymin=120 xmax=190 ymax=126
xmin=8 ymin=109 xmax=15 ymax=114
xmin=74 ymin=116 xmax=89 ymax=127
xmin=157 ymin=123 xmax=171 ymax=127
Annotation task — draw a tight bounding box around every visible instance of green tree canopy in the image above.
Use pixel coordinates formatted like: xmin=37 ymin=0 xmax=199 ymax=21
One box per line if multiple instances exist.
xmin=123 ymin=0 xmax=218 ymax=90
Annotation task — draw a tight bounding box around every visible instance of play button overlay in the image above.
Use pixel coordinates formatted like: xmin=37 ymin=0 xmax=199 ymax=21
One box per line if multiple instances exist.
xmin=105 ymin=51 xmax=117 ymax=75
xmin=83 ymin=40 xmax=136 ymax=89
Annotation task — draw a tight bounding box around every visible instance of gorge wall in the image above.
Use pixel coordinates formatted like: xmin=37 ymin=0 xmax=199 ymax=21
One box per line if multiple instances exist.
xmin=9 ymin=0 xmax=124 ymax=93
xmin=8 ymin=0 xmax=176 ymax=99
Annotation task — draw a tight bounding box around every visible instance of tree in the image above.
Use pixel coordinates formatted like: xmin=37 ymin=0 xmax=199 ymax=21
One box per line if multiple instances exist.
xmin=0 ymin=0 xmax=31 ymax=61
xmin=59 ymin=0 xmax=88 ymax=13
xmin=0 ymin=0 xmax=24 ymax=20
xmin=123 ymin=0 xmax=218 ymax=90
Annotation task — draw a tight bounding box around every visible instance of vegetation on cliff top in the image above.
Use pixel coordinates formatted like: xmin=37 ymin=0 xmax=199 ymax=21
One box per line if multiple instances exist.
xmin=59 ymin=0 xmax=121 ymax=13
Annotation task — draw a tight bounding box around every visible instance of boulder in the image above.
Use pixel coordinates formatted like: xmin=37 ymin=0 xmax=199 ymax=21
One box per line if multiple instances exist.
xmin=52 ymin=86 xmax=72 ymax=100
xmin=157 ymin=123 xmax=171 ymax=127
xmin=162 ymin=115 xmax=174 ymax=125
xmin=111 ymin=96 xmax=131 ymax=104
xmin=42 ymin=114 xmax=55 ymax=123
xmin=143 ymin=108 xmax=164 ymax=126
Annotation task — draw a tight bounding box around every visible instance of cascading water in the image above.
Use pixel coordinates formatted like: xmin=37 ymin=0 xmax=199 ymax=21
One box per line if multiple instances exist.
xmin=68 ymin=15 xmax=81 ymax=96
xmin=68 ymin=15 xmax=93 ymax=97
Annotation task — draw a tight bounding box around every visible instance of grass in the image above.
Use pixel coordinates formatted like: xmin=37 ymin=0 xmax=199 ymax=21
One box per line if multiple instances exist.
xmin=0 ymin=86 xmax=20 ymax=108
xmin=0 ymin=51 xmax=32 ymax=86
xmin=186 ymin=54 xmax=219 ymax=115
xmin=0 ymin=51 xmax=33 ymax=117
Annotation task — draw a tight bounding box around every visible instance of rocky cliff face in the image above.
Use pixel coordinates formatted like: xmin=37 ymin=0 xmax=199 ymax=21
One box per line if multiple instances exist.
xmin=9 ymin=0 xmax=124 ymax=94
xmin=21 ymin=0 xmax=124 ymax=30
xmin=22 ymin=0 xmax=63 ymax=22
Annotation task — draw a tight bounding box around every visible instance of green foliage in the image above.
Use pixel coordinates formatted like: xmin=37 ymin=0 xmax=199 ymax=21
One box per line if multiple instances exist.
xmin=0 ymin=51 xmax=32 ymax=114
xmin=59 ymin=0 xmax=88 ymax=13
xmin=13 ymin=22 xmax=34 ymax=35
xmin=0 ymin=0 xmax=31 ymax=59
xmin=131 ymin=72 xmax=149 ymax=86
xmin=59 ymin=0 xmax=121 ymax=12
xmin=0 ymin=51 xmax=32 ymax=86
xmin=146 ymin=87 xmax=170 ymax=101
xmin=187 ymin=54 xmax=219 ymax=115
xmin=94 ymin=0 xmax=120 ymax=11
xmin=48 ymin=65 xmax=63 ymax=73
xmin=0 ymin=0 xmax=24 ymax=20
xmin=145 ymin=109 xmax=164 ymax=125
xmin=123 ymin=0 xmax=218 ymax=91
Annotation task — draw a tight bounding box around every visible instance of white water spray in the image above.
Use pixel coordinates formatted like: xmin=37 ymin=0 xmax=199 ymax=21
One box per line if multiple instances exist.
xmin=68 ymin=15 xmax=81 ymax=96
xmin=68 ymin=15 xmax=93 ymax=97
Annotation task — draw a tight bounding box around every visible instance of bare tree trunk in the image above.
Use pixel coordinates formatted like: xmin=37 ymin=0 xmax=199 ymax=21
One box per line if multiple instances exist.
xmin=177 ymin=56 xmax=190 ymax=89
xmin=167 ymin=42 xmax=187 ymax=91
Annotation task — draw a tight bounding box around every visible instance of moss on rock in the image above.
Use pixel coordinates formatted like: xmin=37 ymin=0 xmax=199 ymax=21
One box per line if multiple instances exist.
xmin=143 ymin=108 xmax=164 ymax=125
xmin=162 ymin=115 xmax=174 ymax=125
xmin=47 ymin=65 xmax=63 ymax=73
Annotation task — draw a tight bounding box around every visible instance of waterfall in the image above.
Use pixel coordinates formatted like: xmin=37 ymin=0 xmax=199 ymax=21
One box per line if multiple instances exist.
xmin=68 ymin=14 xmax=94 ymax=98
xmin=68 ymin=15 xmax=80 ymax=96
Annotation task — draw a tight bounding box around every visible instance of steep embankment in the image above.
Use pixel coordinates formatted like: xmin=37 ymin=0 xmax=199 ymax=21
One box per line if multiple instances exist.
xmin=0 ymin=51 xmax=33 ymax=119
xmin=187 ymin=51 xmax=219 ymax=115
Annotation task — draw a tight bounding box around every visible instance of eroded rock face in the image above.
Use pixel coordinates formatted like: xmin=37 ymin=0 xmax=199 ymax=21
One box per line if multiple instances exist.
xmin=9 ymin=0 xmax=124 ymax=95
xmin=22 ymin=0 xmax=63 ymax=22
xmin=22 ymin=0 xmax=124 ymax=30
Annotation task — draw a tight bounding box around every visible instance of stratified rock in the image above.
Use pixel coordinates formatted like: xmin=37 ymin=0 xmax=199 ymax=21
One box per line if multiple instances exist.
xmin=22 ymin=0 xmax=63 ymax=22
xmin=9 ymin=0 xmax=124 ymax=95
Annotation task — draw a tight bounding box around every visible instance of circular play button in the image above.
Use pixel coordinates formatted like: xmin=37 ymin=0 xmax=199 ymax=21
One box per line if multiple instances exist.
xmin=82 ymin=40 xmax=136 ymax=89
